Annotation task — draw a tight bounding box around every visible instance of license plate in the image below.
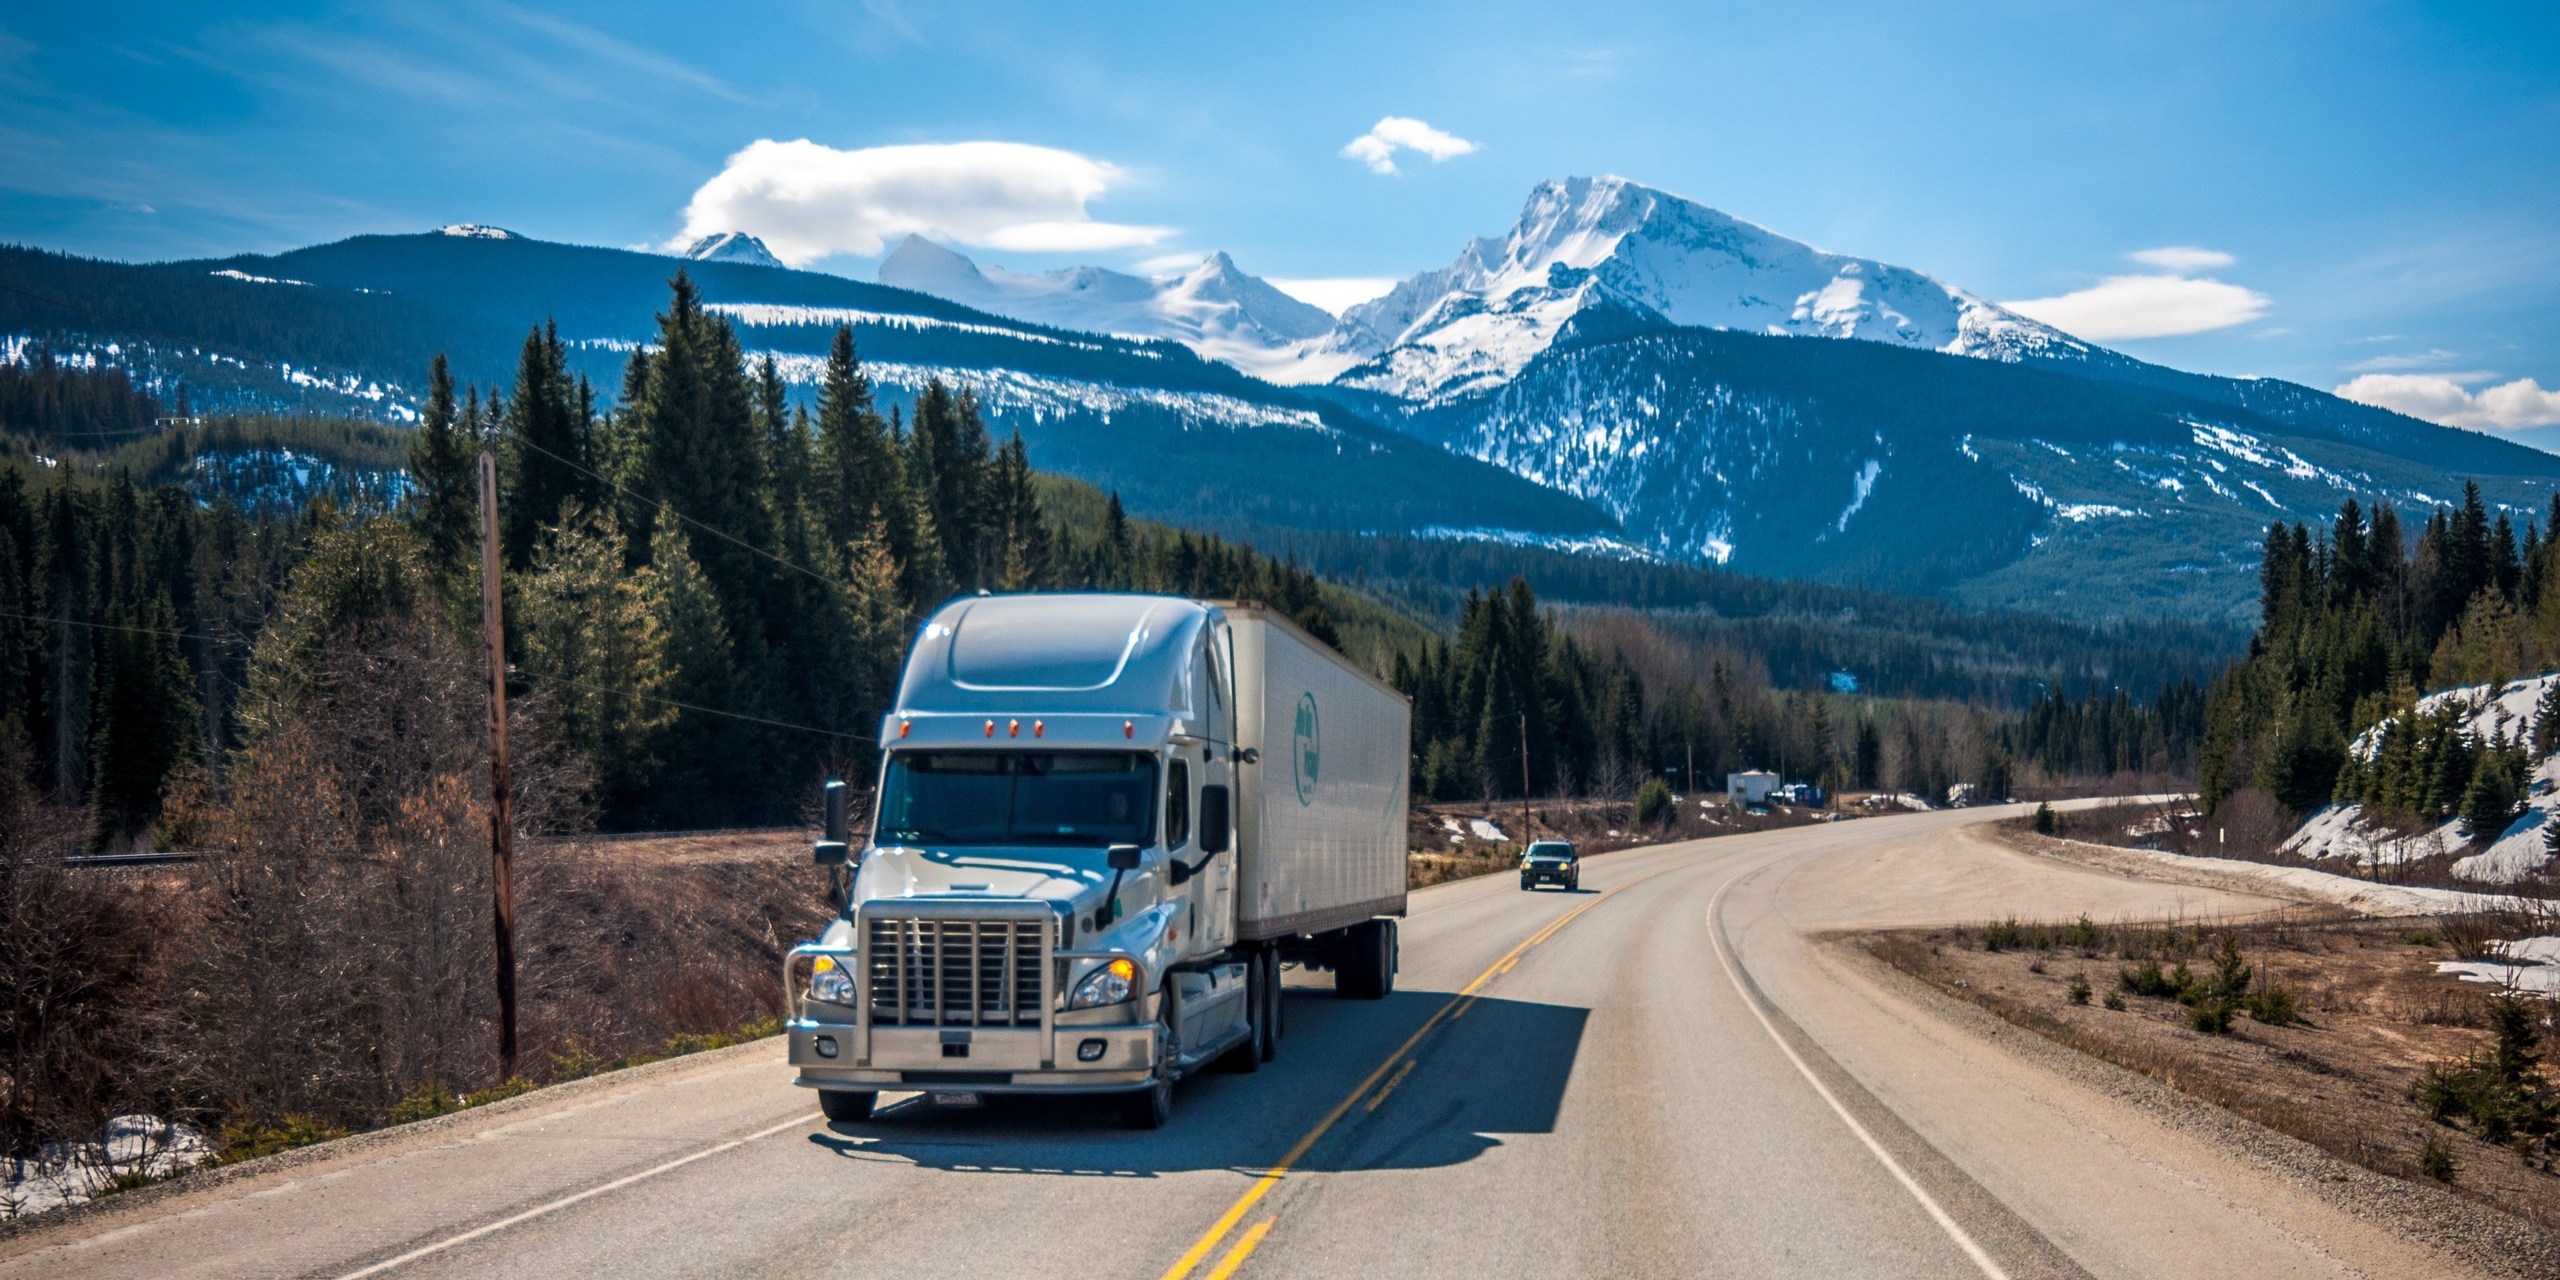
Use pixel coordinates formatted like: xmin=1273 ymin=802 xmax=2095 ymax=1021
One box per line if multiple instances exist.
xmin=929 ymin=1091 xmax=983 ymax=1107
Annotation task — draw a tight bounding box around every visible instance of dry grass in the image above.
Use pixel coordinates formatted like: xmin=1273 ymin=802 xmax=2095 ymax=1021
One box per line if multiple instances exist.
xmin=1866 ymin=911 xmax=2560 ymax=1230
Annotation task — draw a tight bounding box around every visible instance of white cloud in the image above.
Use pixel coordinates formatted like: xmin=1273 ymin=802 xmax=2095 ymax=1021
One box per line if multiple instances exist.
xmin=674 ymin=139 xmax=1171 ymax=266
xmin=2004 ymin=273 xmax=2270 ymax=340
xmin=1267 ymin=277 xmax=1399 ymax=315
xmin=1340 ymin=117 xmax=1479 ymax=175
xmin=2344 ymin=348 xmax=2462 ymax=372
xmin=2334 ymin=374 xmax=2560 ymax=431
xmin=2126 ymin=245 xmax=2236 ymax=272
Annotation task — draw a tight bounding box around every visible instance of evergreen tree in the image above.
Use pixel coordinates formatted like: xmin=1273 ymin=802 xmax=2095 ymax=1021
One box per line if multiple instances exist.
xmin=514 ymin=508 xmax=675 ymax=815
xmin=499 ymin=321 xmax=591 ymax=566
xmin=404 ymin=355 xmax=476 ymax=581
xmin=985 ymin=432 xmax=1052 ymax=590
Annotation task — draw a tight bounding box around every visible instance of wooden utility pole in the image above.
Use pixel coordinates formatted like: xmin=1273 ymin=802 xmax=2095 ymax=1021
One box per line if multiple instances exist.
xmin=477 ymin=450 xmax=519 ymax=1080
xmin=1518 ymin=712 xmax=1533 ymax=842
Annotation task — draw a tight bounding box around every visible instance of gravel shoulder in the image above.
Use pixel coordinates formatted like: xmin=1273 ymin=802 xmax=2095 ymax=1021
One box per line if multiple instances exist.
xmin=1842 ymin=824 xmax=2560 ymax=1275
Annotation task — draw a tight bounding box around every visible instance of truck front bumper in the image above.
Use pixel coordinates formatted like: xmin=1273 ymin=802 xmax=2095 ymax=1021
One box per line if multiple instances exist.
xmin=786 ymin=1020 xmax=1160 ymax=1094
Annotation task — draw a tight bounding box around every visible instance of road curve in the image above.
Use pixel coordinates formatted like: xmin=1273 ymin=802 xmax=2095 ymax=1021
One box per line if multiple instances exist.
xmin=0 ymin=806 xmax=2499 ymax=1279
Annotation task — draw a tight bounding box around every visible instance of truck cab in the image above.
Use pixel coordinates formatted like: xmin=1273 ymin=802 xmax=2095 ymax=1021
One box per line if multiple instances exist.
xmin=785 ymin=593 xmax=1405 ymax=1129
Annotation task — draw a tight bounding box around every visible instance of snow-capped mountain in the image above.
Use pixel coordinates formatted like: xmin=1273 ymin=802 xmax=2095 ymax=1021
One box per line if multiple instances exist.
xmin=1309 ymin=176 xmax=2088 ymax=403
xmin=437 ymin=223 xmax=519 ymax=240
xmin=682 ymin=231 xmax=784 ymax=269
xmin=876 ymin=236 xmax=1334 ymax=380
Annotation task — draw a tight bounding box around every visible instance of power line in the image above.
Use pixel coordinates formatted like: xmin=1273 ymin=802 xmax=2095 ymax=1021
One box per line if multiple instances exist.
xmin=507 ymin=434 xmax=924 ymax=627
xmin=509 ymin=435 xmax=851 ymax=596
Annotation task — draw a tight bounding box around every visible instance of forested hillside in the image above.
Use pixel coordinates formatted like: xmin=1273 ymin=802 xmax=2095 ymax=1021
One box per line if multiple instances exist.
xmin=2201 ymin=483 xmax=2560 ymax=832
xmin=3 ymin=279 xmax=2227 ymax=853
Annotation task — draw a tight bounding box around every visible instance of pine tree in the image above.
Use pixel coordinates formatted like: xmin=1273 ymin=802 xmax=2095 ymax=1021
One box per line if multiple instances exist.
xmin=985 ymin=432 xmax=1052 ymax=590
xmin=86 ymin=587 xmax=197 ymax=848
xmin=405 ymin=355 xmax=476 ymax=581
xmin=500 ymin=321 xmax=590 ymax=566
xmin=514 ymin=508 xmax=675 ymax=814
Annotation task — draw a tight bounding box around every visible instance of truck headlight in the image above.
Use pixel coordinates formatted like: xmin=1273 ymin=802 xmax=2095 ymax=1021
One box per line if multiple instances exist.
xmin=1069 ymin=957 xmax=1138 ymax=1009
xmin=807 ymin=956 xmax=857 ymax=1006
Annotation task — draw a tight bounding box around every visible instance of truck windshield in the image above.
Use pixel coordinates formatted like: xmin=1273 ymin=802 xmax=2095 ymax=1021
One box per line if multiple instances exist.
xmin=875 ymin=751 xmax=1158 ymax=847
xmin=1527 ymin=842 xmax=1574 ymax=860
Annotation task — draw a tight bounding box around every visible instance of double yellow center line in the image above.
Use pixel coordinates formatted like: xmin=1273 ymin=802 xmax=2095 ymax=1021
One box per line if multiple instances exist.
xmin=1160 ymin=864 xmax=1678 ymax=1280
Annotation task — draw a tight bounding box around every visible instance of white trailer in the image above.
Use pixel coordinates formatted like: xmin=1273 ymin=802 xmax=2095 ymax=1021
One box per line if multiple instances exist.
xmin=782 ymin=593 xmax=1409 ymax=1129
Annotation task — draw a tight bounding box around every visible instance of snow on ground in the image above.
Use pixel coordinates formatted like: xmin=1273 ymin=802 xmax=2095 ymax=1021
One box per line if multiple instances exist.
xmin=2438 ymin=935 xmax=2560 ymax=997
xmin=2280 ymin=673 xmax=2560 ymax=884
xmin=3 ymin=1115 xmax=209 ymax=1218
xmin=2112 ymin=844 xmax=2524 ymax=917
xmin=1468 ymin=818 xmax=1511 ymax=843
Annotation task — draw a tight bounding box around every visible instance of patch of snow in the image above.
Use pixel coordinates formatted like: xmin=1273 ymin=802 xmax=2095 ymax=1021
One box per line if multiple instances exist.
xmin=1468 ymin=818 xmax=1510 ymax=843
xmin=209 ymin=269 xmax=310 ymax=287
xmin=437 ymin=223 xmax=517 ymax=239
xmin=2438 ymin=935 xmax=2560 ymax=997
xmin=1834 ymin=459 xmax=1882 ymax=532
xmin=1408 ymin=526 xmax=1657 ymax=560
xmin=2280 ymin=674 xmax=2560 ymax=883
xmin=2 ymin=1115 xmax=209 ymax=1219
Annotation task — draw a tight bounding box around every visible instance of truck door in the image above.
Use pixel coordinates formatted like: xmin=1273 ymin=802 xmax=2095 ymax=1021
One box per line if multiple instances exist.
xmin=1198 ymin=626 xmax=1236 ymax=950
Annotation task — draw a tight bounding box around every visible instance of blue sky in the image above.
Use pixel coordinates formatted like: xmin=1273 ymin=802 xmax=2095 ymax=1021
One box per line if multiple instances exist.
xmin=5 ymin=1 xmax=2557 ymax=430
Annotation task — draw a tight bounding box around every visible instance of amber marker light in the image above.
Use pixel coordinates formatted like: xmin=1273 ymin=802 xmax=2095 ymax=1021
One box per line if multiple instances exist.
xmin=1124 ymin=720 xmax=1135 ymax=739
xmin=1009 ymin=718 xmax=1021 ymax=738
xmin=898 ymin=720 xmax=911 ymax=738
xmin=984 ymin=720 xmax=995 ymax=737
xmin=1033 ymin=720 xmax=1045 ymax=738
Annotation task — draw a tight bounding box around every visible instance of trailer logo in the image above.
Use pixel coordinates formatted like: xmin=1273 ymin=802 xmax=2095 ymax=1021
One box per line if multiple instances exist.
xmin=1292 ymin=693 xmax=1321 ymax=805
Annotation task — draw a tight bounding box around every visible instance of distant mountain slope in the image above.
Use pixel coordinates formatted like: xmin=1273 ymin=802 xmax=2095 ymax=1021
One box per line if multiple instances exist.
xmin=1394 ymin=319 xmax=2560 ymax=622
xmin=875 ymin=236 xmax=1333 ymax=379
xmin=0 ymin=236 xmax=1618 ymax=545
xmin=681 ymin=231 xmax=785 ymax=268
xmin=1288 ymin=176 xmax=2088 ymax=400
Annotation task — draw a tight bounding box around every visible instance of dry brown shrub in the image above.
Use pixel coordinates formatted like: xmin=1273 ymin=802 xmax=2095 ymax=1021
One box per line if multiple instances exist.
xmin=0 ymin=772 xmax=168 ymax=1161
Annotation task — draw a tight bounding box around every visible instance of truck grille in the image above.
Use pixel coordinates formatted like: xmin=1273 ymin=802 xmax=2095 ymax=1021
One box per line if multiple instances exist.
xmin=866 ymin=916 xmax=1047 ymax=1027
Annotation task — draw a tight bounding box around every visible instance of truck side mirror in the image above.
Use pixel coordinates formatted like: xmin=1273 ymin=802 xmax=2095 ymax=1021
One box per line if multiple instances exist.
xmin=815 ymin=778 xmax=851 ymax=866
xmin=1106 ymin=843 xmax=1142 ymax=871
xmin=1198 ymin=785 xmax=1230 ymax=855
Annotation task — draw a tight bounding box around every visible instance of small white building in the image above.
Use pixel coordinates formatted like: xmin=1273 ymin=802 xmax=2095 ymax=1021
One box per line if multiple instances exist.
xmin=1727 ymin=770 xmax=1780 ymax=805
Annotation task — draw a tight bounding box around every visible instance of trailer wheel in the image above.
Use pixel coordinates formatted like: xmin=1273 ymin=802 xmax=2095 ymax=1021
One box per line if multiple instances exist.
xmin=1334 ymin=920 xmax=1393 ymax=999
xmin=1260 ymin=949 xmax=1283 ymax=1060
xmin=817 ymin=1090 xmax=875 ymax=1123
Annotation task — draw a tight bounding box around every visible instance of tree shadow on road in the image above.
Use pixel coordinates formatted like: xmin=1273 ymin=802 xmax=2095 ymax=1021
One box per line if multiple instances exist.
xmin=800 ymin=989 xmax=1587 ymax=1179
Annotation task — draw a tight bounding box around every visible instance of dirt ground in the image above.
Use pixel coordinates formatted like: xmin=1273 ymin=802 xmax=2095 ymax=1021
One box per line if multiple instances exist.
xmin=1864 ymin=908 xmax=2560 ymax=1232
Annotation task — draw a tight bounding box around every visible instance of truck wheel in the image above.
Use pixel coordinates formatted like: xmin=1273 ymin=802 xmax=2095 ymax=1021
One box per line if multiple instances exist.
xmin=1219 ymin=958 xmax=1265 ymax=1074
xmin=1258 ymin=950 xmax=1282 ymax=1062
xmin=1335 ymin=920 xmax=1392 ymax=999
xmin=1519 ymin=876 xmax=1532 ymax=891
xmin=1122 ymin=1011 xmax=1176 ymax=1129
xmin=817 ymin=1090 xmax=875 ymax=1123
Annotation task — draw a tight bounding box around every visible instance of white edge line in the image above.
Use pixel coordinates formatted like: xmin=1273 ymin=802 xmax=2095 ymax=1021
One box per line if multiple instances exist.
xmin=333 ymin=1111 xmax=818 ymax=1279
xmin=1707 ymin=875 xmax=2013 ymax=1280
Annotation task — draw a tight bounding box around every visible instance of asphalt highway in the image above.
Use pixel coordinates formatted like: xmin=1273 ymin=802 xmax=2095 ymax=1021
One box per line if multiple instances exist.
xmin=0 ymin=806 xmax=2496 ymax=1278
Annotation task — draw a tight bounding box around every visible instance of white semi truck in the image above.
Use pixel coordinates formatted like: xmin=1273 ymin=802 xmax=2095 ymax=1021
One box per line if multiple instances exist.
xmin=784 ymin=593 xmax=1410 ymax=1128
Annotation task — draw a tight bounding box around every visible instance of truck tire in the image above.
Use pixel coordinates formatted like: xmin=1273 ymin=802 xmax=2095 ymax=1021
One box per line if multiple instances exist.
xmin=1334 ymin=920 xmax=1393 ymax=999
xmin=1259 ymin=949 xmax=1282 ymax=1062
xmin=817 ymin=1089 xmax=875 ymax=1123
xmin=1122 ymin=1006 xmax=1176 ymax=1129
xmin=1218 ymin=958 xmax=1265 ymax=1074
